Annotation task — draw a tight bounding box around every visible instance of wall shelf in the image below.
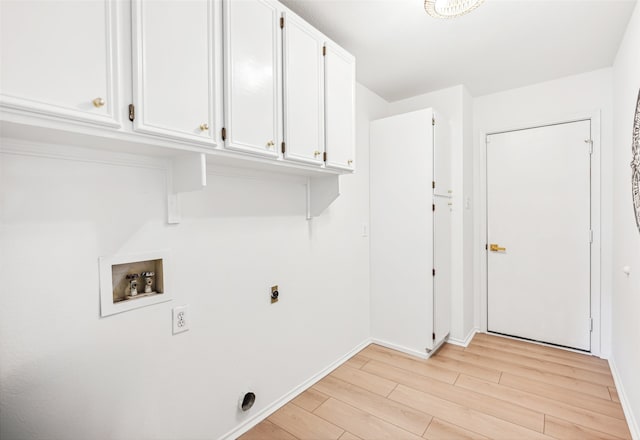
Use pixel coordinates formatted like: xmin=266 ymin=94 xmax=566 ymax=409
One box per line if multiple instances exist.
xmin=0 ymin=125 xmax=343 ymax=222
xmin=0 ymin=116 xmax=348 ymax=177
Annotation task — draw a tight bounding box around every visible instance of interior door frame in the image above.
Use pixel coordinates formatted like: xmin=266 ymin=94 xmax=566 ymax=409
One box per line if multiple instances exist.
xmin=477 ymin=111 xmax=602 ymax=356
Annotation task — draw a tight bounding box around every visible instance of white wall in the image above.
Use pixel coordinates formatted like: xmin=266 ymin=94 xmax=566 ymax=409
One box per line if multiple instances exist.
xmin=611 ymin=1 xmax=640 ymax=437
xmin=387 ymin=86 xmax=476 ymax=343
xmin=472 ymin=68 xmax=614 ymax=357
xmin=0 ymin=83 xmax=389 ymax=440
xmin=462 ymin=87 xmax=475 ymax=338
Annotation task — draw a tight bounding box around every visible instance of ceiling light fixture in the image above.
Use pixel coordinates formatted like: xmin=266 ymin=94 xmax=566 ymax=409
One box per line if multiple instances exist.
xmin=424 ymin=0 xmax=484 ymax=18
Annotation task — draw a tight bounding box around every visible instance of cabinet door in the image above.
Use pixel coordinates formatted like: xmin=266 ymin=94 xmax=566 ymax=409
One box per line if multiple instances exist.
xmin=0 ymin=0 xmax=120 ymax=127
xmin=370 ymin=110 xmax=434 ymax=354
xmin=223 ymin=0 xmax=281 ymax=158
xmin=433 ymin=196 xmax=452 ymax=345
xmin=282 ymin=12 xmax=324 ymax=165
xmin=433 ymin=112 xmax=452 ymax=196
xmin=132 ymin=0 xmax=218 ymax=145
xmin=324 ymin=43 xmax=356 ymax=171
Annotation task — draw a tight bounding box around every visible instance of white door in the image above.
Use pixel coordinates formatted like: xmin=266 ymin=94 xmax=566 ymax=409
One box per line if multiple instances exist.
xmin=0 ymin=0 xmax=120 ymax=127
xmin=132 ymin=0 xmax=218 ymax=145
xmin=324 ymin=42 xmax=356 ymax=171
xmin=487 ymin=120 xmax=592 ymax=351
xmin=282 ymin=12 xmax=324 ymax=165
xmin=222 ymin=0 xmax=281 ymax=158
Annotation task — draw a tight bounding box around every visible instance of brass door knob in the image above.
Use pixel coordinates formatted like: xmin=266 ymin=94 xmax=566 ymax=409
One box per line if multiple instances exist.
xmin=266 ymin=140 xmax=275 ymax=148
xmin=314 ymin=151 xmax=321 ymax=157
xmin=348 ymin=159 xmax=353 ymax=165
xmin=92 ymin=97 xmax=105 ymax=108
xmin=199 ymin=123 xmax=209 ymax=131
xmin=490 ymin=244 xmax=506 ymax=252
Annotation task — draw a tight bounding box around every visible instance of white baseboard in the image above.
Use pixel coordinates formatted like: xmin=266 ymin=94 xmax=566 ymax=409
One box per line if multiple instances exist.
xmin=448 ymin=327 xmax=479 ymax=347
xmin=609 ymin=357 xmax=640 ymax=440
xmin=370 ymin=338 xmax=430 ymax=359
xmin=218 ymin=338 xmax=372 ymax=440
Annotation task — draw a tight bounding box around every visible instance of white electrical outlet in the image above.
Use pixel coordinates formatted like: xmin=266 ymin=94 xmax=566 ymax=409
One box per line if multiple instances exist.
xmin=172 ymin=305 xmax=189 ymax=334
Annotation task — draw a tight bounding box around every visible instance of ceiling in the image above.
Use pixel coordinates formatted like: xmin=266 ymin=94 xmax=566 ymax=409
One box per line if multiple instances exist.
xmin=280 ymin=0 xmax=637 ymax=102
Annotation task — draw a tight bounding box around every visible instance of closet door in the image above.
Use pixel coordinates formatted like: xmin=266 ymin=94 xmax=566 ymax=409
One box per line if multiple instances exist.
xmin=223 ymin=0 xmax=281 ymax=158
xmin=324 ymin=43 xmax=356 ymax=171
xmin=0 ymin=0 xmax=120 ymax=127
xmin=282 ymin=11 xmax=325 ymax=165
xmin=132 ymin=0 xmax=218 ymax=145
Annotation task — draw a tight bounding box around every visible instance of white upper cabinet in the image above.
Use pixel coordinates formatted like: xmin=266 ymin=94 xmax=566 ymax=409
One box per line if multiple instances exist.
xmin=222 ymin=0 xmax=281 ymax=158
xmin=0 ymin=0 xmax=120 ymax=127
xmin=282 ymin=12 xmax=325 ymax=165
xmin=131 ymin=0 xmax=218 ymax=145
xmin=324 ymin=42 xmax=356 ymax=171
xmin=0 ymin=0 xmax=355 ymax=177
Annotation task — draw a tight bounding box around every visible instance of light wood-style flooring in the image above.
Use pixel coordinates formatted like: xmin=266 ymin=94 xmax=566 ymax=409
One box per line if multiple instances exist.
xmin=240 ymin=333 xmax=631 ymax=440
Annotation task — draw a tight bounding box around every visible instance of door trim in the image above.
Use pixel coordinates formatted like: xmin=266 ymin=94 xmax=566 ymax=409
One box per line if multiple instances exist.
xmin=477 ymin=111 xmax=602 ymax=356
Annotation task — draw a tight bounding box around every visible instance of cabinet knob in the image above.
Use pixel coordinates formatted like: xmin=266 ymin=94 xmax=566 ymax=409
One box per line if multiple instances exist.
xmin=199 ymin=123 xmax=209 ymax=131
xmin=348 ymin=159 xmax=353 ymax=165
xmin=267 ymin=140 xmax=275 ymax=148
xmin=92 ymin=97 xmax=105 ymax=108
xmin=314 ymin=151 xmax=321 ymax=157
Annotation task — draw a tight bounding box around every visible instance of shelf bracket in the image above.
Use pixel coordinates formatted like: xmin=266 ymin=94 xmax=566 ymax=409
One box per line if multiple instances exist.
xmin=306 ymin=175 xmax=340 ymax=220
xmin=167 ymin=153 xmax=207 ymax=224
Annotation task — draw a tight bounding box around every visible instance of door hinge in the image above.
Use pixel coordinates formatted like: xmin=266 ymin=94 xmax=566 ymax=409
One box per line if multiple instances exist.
xmin=322 ymin=46 xmax=326 ymax=56
xmin=589 ymin=229 xmax=593 ymax=243
xmin=323 ymin=151 xmax=327 ymax=162
xmin=280 ymin=16 xmax=284 ymax=29
xmin=128 ymin=104 xmax=135 ymax=122
xmin=589 ymin=318 xmax=593 ymax=332
xmin=281 ymin=142 xmax=286 ymax=154
xmin=432 ymin=116 xmax=435 ymax=126
xmin=432 ymin=181 xmax=435 ymax=189
xmin=485 ymin=243 xmax=488 ymax=250
xmin=432 ymin=203 xmax=435 ymax=212
xmin=432 ymin=332 xmax=436 ymax=340
xmin=432 ymin=269 xmax=436 ymax=276
xmin=585 ymin=139 xmax=593 ymax=154
xmin=221 ymin=127 xmax=226 ymax=141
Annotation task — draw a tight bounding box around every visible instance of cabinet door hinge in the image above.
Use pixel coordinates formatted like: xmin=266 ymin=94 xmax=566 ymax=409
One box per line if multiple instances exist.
xmin=128 ymin=104 xmax=135 ymax=122
xmin=589 ymin=229 xmax=593 ymax=243
xmin=585 ymin=139 xmax=593 ymax=154
xmin=281 ymin=142 xmax=286 ymax=154
xmin=322 ymin=46 xmax=326 ymax=56
xmin=432 ymin=269 xmax=436 ymax=276
xmin=432 ymin=203 xmax=435 ymax=212
xmin=323 ymin=151 xmax=327 ymax=162
xmin=280 ymin=16 xmax=284 ymax=28
xmin=589 ymin=317 xmax=593 ymax=332
xmin=485 ymin=243 xmax=488 ymax=250
xmin=221 ymin=127 xmax=226 ymax=141
xmin=432 ymin=116 xmax=435 ymax=126
xmin=432 ymin=332 xmax=436 ymax=340
xmin=432 ymin=181 xmax=435 ymax=189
